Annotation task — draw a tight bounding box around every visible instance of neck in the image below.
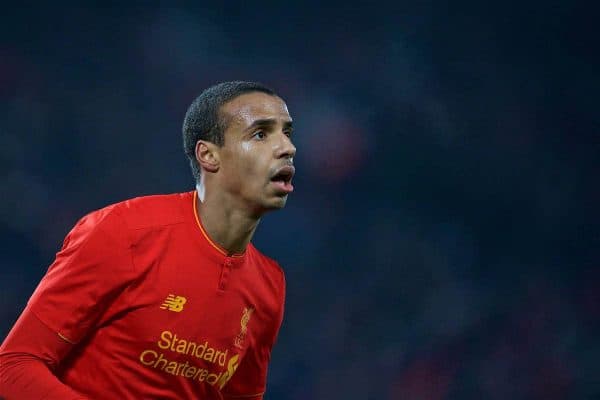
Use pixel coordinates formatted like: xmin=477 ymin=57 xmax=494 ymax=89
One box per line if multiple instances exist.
xmin=195 ymin=189 xmax=260 ymax=255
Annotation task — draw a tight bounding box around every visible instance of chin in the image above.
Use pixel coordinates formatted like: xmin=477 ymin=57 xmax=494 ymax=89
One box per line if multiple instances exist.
xmin=264 ymin=196 xmax=288 ymax=211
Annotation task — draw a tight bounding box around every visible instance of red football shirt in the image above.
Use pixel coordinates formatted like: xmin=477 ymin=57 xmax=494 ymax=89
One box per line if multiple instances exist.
xmin=25 ymin=191 xmax=285 ymax=399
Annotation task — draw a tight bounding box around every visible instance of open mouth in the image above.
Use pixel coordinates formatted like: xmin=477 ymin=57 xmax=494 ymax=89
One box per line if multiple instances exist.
xmin=270 ymin=166 xmax=295 ymax=194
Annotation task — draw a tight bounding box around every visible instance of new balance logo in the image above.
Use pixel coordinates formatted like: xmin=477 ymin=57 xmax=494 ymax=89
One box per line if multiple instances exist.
xmin=161 ymin=294 xmax=187 ymax=312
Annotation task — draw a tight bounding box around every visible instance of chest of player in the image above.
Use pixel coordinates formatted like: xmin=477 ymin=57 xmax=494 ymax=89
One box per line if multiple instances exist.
xmin=94 ymin=240 xmax=270 ymax=390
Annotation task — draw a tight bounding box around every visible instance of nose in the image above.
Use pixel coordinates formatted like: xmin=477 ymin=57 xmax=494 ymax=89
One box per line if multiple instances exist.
xmin=275 ymin=132 xmax=296 ymax=159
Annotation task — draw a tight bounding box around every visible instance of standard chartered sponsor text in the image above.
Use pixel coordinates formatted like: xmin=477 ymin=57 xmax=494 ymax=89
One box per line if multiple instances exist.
xmin=139 ymin=330 xmax=239 ymax=389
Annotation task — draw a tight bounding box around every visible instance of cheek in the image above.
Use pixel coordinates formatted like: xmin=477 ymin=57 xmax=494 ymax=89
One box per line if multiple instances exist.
xmin=238 ymin=144 xmax=257 ymax=176
xmin=226 ymin=142 xmax=270 ymax=191
xmin=241 ymin=142 xmax=252 ymax=152
xmin=239 ymin=143 xmax=267 ymax=177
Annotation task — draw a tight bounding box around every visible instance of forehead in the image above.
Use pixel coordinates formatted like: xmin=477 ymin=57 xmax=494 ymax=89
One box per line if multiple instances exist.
xmin=220 ymin=92 xmax=291 ymax=129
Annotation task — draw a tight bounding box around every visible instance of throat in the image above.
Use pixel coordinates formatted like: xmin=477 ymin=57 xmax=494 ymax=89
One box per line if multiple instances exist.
xmin=195 ymin=193 xmax=260 ymax=255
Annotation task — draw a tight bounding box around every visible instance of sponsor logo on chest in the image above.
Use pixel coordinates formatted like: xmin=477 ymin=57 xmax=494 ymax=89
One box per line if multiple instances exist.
xmin=138 ymin=297 xmax=255 ymax=389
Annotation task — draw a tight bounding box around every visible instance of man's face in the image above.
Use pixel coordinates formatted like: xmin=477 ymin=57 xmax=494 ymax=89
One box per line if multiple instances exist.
xmin=214 ymin=92 xmax=296 ymax=214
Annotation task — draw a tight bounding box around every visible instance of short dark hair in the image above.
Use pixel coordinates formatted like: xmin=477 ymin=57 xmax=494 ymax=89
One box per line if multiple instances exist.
xmin=182 ymin=81 xmax=277 ymax=182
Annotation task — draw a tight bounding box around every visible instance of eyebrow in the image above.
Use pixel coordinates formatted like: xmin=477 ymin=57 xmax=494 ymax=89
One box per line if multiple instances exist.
xmin=246 ymin=118 xmax=293 ymax=131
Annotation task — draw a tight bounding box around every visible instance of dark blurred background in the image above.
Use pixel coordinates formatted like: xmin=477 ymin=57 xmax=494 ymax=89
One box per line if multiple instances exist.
xmin=1 ymin=2 xmax=598 ymax=399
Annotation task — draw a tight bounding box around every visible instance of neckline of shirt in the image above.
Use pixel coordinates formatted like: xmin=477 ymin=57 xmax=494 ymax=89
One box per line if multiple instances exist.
xmin=189 ymin=191 xmax=248 ymax=265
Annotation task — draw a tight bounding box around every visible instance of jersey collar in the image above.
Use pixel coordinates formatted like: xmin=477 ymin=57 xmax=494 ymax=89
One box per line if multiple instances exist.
xmin=190 ymin=191 xmax=247 ymax=265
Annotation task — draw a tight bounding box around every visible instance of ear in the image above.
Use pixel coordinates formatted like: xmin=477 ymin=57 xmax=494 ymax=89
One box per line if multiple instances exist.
xmin=195 ymin=140 xmax=220 ymax=173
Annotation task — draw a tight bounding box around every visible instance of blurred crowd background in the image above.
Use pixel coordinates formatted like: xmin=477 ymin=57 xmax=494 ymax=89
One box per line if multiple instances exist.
xmin=1 ymin=3 xmax=598 ymax=399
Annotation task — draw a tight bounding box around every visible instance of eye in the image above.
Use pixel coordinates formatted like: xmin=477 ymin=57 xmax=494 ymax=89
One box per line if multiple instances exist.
xmin=284 ymin=129 xmax=293 ymax=138
xmin=252 ymin=130 xmax=266 ymax=140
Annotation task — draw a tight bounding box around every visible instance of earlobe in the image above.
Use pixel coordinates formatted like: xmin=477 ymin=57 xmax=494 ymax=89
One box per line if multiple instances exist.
xmin=195 ymin=141 xmax=220 ymax=173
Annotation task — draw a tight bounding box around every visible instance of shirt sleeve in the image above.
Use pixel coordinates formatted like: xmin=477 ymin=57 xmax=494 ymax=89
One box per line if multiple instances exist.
xmin=28 ymin=207 xmax=135 ymax=344
xmin=222 ymin=268 xmax=286 ymax=399
xmin=0 ymin=306 xmax=88 ymax=400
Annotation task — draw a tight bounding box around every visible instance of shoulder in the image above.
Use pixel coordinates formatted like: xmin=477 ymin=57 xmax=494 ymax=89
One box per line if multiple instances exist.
xmin=246 ymin=245 xmax=286 ymax=290
xmin=111 ymin=192 xmax=190 ymax=229
xmin=65 ymin=192 xmax=191 ymax=247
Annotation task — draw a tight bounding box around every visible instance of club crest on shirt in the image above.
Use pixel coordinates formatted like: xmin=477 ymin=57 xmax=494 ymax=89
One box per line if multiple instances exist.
xmin=234 ymin=307 xmax=254 ymax=349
